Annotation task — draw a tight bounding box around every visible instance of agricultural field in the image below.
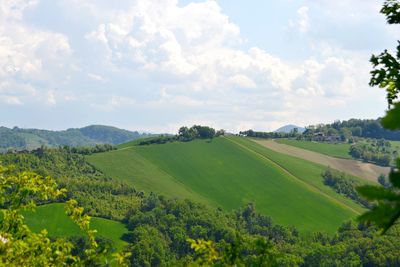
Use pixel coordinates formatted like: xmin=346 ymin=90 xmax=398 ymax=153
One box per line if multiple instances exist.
xmin=87 ymin=136 xmax=366 ymax=233
xmin=24 ymin=203 xmax=128 ymax=250
xmin=255 ymin=139 xmax=390 ymax=182
xmin=277 ymin=139 xmax=352 ymax=159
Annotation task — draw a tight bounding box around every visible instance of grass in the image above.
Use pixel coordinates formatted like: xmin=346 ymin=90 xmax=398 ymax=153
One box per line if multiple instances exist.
xmin=88 ymin=137 xmax=362 ymax=233
xmin=389 ymin=141 xmax=400 ymax=150
xmin=24 ymin=203 xmax=128 ymax=250
xmin=231 ymin=137 xmax=368 ymax=211
xmin=277 ymin=139 xmax=352 ymax=159
xmin=87 ymin=147 xmax=208 ymax=204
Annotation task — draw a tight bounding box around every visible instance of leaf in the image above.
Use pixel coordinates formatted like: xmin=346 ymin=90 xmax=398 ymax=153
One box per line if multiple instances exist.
xmin=381 ymin=103 xmax=400 ymax=130
xmin=356 ymin=185 xmax=400 ymax=201
xmin=357 ymin=203 xmax=400 ymax=232
xmin=389 ymin=166 xmax=400 ymax=188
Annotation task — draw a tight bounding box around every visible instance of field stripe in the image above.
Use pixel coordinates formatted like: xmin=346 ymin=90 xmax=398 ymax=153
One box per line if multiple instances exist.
xmin=256 ymin=139 xmax=388 ymax=182
xmin=224 ymin=136 xmax=361 ymax=215
xmin=90 ymin=147 xmax=212 ymax=205
xmin=128 ymin=146 xmax=217 ymax=205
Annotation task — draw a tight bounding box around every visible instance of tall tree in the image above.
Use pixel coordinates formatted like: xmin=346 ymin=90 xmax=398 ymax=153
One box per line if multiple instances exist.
xmin=357 ymin=0 xmax=400 ymax=233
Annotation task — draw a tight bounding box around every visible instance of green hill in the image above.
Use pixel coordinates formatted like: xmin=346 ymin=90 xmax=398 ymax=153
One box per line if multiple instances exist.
xmin=87 ymin=136 xmax=366 ymax=233
xmin=277 ymin=139 xmax=352 ymax=159
xmin=0 ymin=125 xmax=151 ymax=152
xmin=24 ymin=203 xmax=128 ymax=250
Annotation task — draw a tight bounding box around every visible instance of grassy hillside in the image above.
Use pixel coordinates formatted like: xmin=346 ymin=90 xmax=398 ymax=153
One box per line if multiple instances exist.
xmin=88 ymin=137 xmax=363 ymax=233
xmin=24 ymin=203 xmax=128 ymax=250
xmin=277 ymin=139 xmax=352 ymax=159
xmin=232 ymin=137 xmax=370 ymax=207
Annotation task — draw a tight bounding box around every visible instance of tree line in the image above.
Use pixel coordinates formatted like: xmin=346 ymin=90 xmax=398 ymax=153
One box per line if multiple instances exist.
xmin=139 ymin=125 xmax=225 ymax=145
xmin=322 ymin=168 xmax=372 ymax=208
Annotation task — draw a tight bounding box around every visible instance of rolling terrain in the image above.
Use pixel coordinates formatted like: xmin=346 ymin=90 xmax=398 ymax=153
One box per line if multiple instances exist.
xmin=24 ymin=203 xmax=128 ymax=250
xmin=255 ymin=139 xmax=390 ymax=182
xmin=87 ymin=136 xmax=370 ymax=233
xmin=277 ymin=139 xmax=352 ymax=159
xmin=0 ymin=125 xmax=150 ymax=152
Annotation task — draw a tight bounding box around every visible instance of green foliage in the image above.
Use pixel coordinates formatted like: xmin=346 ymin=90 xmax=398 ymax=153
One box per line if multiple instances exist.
xmin=382 ymin=102 xmax=400 ymax=130
xmin=349 ymin=140 xmax=394 ymax=166
xmin=378 ymin=173 xmax=392 ymax=188
xmin=138 ymin=135 xmax=177 ymax=145
xmin=178 ymin=125 xmax=217 ymax=141
xmin=322 ymin=168 xmax=371 ymax=208
xmin=122 ymin=190 xmax=400 ymax=266
xmin=239 ymin=129 xmax=299 ymax=139
xmin=188 ymin=239 xmax=220 ymax=265
xmin=305 ymin=118 xmax=400 ymax=141
xmin=357 ymin=161 xmax=400 ymax=233
xmin=0 ymin=165 xmax=130 ymax=266
xmin=357 ymin=0 xmax=400 ymax=233
xmin=137 ymin=125 xmax=220 ymax=146
xmin=62 ymin=144 xmax=117 ymax=155
xmin=0 ymin=148 xmax=140 ymax=221
xmin=381 ymin=0 xmax=400 ymax=24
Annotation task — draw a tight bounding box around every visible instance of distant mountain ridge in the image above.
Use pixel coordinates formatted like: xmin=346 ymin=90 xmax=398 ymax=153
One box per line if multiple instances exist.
xmin=274 ymin=124 xmax=305 ymax=133
xmin=0 ymin=125 xmax=151 ymax=152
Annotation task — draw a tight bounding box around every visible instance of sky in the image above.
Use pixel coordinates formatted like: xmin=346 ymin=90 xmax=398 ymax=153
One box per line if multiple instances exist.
xmin=0 ymin=0 xmax=399 ymax=133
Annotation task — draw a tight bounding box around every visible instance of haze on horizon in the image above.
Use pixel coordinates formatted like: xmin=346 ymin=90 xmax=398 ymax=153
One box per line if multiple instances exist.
xmin=1 ymin=0 xmax=399 ymax=133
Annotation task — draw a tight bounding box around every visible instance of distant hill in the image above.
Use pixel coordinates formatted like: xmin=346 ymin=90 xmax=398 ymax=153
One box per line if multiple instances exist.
xmin=274 ymin=124 xmax=305 ymax=133
xmin=0 ymin=125 xmax=151 ymax=152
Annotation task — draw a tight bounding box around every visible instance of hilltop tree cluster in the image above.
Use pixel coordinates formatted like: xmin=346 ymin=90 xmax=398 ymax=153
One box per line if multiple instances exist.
xmin=178 ymin=125 xmax=224 ymax=141
xmin=139 ymin=125 xmax=224 ymax=145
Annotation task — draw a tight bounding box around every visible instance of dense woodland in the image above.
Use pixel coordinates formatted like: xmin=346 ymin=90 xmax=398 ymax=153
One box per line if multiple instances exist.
xmin=1 ymin=147 xmax=400 ymax=266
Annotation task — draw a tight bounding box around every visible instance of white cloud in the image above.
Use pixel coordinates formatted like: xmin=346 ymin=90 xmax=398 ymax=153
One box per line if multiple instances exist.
xmin=80 ymin=0 xmax=379 ymax=131
xmin=0 ymin=95 xmax=23 ymax=105
xmin=289 ymin=6 xmax=310 ymax=34
xmin=88 ymin=73 xmax=107 ymax=82
xmin=91 ymin=95 xmax=136 ymax=111
xmin=229 ymin=74 xmax=257 ymax=89
xmin=0 ymin=0 xmax=392 ymax=132
xmin=0 ymin=0 xmax=73 ymax=106
xmin=47 ymin=90 xmax=56 ymax=105
xmin=0 ymin=0 xmax=38 ymax=21
xmin=297 ymin=6 xmax=310 ymax=33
